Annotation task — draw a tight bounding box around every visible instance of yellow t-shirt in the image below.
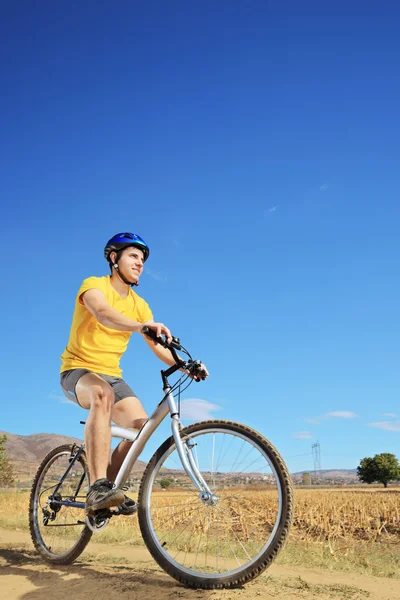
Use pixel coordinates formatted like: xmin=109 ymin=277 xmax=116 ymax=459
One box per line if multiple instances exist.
xmin=60 ymin=275 xmax=153 ymax=377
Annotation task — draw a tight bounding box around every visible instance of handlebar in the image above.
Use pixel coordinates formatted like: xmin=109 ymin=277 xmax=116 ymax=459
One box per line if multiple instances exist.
xmin=141 ymin=325 xmax=207 ymax=382
xmin=141 ymin=326 xmax=182 ymax=351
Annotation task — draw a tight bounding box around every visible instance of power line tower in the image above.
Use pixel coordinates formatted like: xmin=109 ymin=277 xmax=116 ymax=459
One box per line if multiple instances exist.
xmin=311 ymin=441 xmax=321 ymax=476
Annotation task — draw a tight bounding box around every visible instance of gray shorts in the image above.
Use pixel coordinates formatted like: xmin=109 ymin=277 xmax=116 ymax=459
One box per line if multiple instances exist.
xmin=60 ymin=368 xmax=137 ymax=408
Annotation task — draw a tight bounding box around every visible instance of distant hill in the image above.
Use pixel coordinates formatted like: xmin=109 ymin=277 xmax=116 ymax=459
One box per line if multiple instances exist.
xmin=0 ymin=430 xmax=147 ymax=486
xmin=292 ymin=469 xmax=357 ymax=479
xmin=1 ymin=430 xmax=83 ymax=465
xmin=1 ymin=430 xmax=361 ymax=487
xmin=292 ymin=469 xmax=358 ymax=484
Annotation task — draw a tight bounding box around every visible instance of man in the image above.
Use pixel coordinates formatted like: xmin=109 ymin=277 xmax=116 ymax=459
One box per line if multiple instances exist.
xmin=60 ymin=232 xmax=208 ymax=515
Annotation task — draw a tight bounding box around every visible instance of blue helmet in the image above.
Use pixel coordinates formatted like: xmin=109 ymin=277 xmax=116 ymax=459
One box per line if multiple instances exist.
xmin=104 ymin=232 xmax=150 ymax=263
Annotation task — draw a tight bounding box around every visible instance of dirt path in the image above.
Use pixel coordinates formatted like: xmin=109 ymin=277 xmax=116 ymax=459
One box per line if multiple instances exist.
xmin=0 ymin=529 xmax=398 ymax=600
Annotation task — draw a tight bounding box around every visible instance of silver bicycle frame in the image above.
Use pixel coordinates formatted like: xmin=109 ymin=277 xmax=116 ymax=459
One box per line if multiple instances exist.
xmin=112 ymin=385 xmax=213 ymax=496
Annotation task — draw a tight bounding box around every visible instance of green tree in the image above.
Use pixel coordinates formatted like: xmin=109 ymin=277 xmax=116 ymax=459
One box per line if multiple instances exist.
xmin=159 ymin=478 xmax=173 ymax=489
xmin=0 ymin=434 xmax=15 ymax=487
xmin=357 ymin=453 xmax=400 ymax=488
xmin=302 ymin=472 xmax=312 ymax=486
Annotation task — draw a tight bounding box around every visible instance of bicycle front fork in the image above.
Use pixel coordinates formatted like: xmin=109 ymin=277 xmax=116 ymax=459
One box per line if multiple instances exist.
xmin=171 ymin=416 xmax=218 ymax=505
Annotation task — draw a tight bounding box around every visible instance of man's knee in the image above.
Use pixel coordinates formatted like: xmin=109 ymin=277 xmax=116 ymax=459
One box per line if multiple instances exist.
xmin=90 ymin=385 xmax=114 ymax=412
xmin=132 ymin=417 xmax=148 ymax=430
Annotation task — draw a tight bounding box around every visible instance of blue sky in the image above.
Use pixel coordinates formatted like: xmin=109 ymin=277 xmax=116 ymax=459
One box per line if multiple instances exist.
xmin=1 ymin=1 xmax=399 ymax=473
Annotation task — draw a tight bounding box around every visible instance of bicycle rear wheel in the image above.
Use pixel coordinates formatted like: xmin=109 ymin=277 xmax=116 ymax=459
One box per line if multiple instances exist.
xmin=29 ymin=444 xmax=92 ymax=564
xmin=138 ymin=420 xmax=294 ymax=589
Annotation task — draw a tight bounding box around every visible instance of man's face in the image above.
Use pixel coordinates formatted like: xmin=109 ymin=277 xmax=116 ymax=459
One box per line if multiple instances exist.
xmin=118 ymin=246 xmax=145 ymax=282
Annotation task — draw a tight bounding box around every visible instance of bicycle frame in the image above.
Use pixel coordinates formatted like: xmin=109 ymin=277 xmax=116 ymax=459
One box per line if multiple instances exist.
xmin=53 ymin=380 xmax=214 ymax=510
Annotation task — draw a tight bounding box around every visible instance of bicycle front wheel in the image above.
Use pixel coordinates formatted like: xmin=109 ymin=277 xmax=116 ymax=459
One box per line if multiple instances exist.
xmin=29 ymin=444 xmax=92 ymax=564
xmin=138 ymin=420 xmax=294 ymax=589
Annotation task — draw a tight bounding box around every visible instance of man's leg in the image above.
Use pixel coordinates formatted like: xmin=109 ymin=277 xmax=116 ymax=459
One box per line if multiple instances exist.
xmin=107 ymin=396 xmax=148 ymax=482
xmin=75 ymin=373 xmax=125 ymax=512
xmin=75 ymin=373 xmax=115 ymax=482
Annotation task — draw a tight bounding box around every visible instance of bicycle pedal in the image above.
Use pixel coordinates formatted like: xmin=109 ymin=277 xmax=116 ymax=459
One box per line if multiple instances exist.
xmin=91 ymin=508 xmax=113 ymax=519
xmin=110 ymin=503 xmax=138 ymax=517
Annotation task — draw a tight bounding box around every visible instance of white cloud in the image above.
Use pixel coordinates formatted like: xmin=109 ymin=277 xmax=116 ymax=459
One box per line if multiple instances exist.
xmin=293 ymin=431 xmax=313 ymax=440
xmin=48 ymin=392 xmax=75 ymax=405
xmin=60 ymin=398 xmax=76 ymax=405
xmin=304 ymin=417 xmax=321 ymax=425
xmin=383 ymin=413 xmax=398 ymax=418
xmin=144 ymin=268 xmax=167 ymax=283
xmin=320 ymin=184 xmax=328 ymax=191
xmin=180 ymin=399 xmax=222 ymax=421
xmin=326 ymin=411 xmax=358 ymax=419
xmin=267 ymin=205 xmax=278 ymax=213
xmin=305 ymin=410 xmax=358 ymax=424
xmin=368 ymin=420 xmax=400 ymax=432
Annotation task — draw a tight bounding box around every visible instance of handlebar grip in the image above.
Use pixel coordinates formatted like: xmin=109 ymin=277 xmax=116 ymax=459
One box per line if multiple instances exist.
xmin=141 ymin=326 xmax=182 ymax=350
xmin=141 ymin=325 xmax=153 ymax=337
xmin=141 ymin=326 xmax=167 ymax=347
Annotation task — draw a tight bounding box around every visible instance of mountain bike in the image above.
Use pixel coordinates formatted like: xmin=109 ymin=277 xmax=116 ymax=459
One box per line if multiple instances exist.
xmin=29 ymin=327 xmax=294 ymax=589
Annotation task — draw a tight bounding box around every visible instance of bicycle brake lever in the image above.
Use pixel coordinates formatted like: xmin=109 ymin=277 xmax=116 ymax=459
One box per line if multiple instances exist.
xmin=187 ymin=361 xmax=207 ymax=381
xmin=169 ymin=337 xmax=182 ymax=350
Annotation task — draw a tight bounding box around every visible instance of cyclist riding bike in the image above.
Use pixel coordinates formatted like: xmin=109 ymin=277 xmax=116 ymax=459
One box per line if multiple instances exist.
xmin=60 ymin=232 xmax=209 ymax=516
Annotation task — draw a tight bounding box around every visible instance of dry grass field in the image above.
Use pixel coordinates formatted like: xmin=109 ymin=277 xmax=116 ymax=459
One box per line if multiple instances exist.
xmin=1 ymin=486 xmax=399 ymax=579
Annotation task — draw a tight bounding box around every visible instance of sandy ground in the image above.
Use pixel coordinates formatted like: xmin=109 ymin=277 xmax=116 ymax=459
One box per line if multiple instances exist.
xmin=0 ymin=529 xmax=399 ymax=600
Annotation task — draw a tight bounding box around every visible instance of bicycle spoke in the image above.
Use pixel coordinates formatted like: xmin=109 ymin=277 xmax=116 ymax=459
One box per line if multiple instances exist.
xmin=153 ymin=500 xmax=203 ymax=534
xmin=154 ymin=499 xmax=200 ymax=510
xmin=194 ymin=516 xmax=205 ymax=569
xmin=161 ymin=506 xmax=204 ymax=556
xmin=213 ymin=503 xmax=263 ymax=556
xmin=214 ymin=505 xmax=253 ymax=560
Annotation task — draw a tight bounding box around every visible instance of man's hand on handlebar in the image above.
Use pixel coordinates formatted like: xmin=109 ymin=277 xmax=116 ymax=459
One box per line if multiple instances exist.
xmin=186 ymin=362 xmax=209 ymax=382
xmin=141 ymin=321 xmax=172 ymax=344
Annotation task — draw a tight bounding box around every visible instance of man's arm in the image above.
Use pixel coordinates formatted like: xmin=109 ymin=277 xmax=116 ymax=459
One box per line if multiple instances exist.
xmin=81 ymin=289 xmax=171 ymax=339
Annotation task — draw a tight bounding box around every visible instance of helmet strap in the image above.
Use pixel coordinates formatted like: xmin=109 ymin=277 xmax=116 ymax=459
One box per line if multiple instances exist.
xmin=108 ymin=247 xmax=141 ymax=287
xmin=112 ymin=262 xmax=138 ymax=287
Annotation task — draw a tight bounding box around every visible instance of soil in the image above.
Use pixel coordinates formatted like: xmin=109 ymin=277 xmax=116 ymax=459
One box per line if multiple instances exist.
xmin=1 ymin=528 xmax=398 ymax=600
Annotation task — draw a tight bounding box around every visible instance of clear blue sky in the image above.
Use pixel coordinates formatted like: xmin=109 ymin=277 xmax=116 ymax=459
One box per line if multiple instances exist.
xmin=1 ymin=1 xmax=399 ymax=473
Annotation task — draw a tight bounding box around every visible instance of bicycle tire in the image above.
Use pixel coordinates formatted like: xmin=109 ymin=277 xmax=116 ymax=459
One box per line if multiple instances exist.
xmin=29 ymin=444 xmax=93 ymax=564
xmin=138 ymin=420 xmax=294 ymax=589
